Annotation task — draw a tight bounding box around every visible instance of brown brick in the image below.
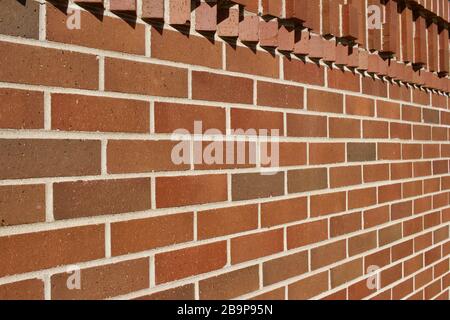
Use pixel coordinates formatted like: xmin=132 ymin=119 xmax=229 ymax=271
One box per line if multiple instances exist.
xmin=0 ymin=279 xmax=44 ymax=300
xmin=311 ymin=240 xmax=347 ymax=270
xmin=154 ymin=171 xmax=227 ymax=206
xmin=364 ymin=248 xmax=391 ymax=269
xmin=330 ymin=212 xmax=362 ymax=237
xmin=151 ymin=28 xmax=222 ymax=68
xmin=288 ymin=168 xmax=328 ymax=193
xmin=329 ymin=118 xmax=361 ymax=138
xmin=348 ymin=231 xmax=377 ymax=256
xmin=402 ymin=105 xmax=422 ymax=122
xmin=0 ymin=41 xmax=98 ymax=89
xmin=378 ymin=143 xmax=401 ymax=160
xmin=310 ymin=143 xmax=346 ymax=164
xmin=192 ymin=71 xmax=253 ymax=104
xmin=379 ymin=223 xmax=402 ymax=246
xmin=307 ymin=89 xmax=343 ymax=113
xmin=261 ymin=197 xmax=307 ymax=227
xmin=347 ymin=143 xmax=376 ymax=162
xmin=362 ymin=77 xmax=387 ymax=97
xmin=105 ymin=57 xmax=187 ymax=97
xmin=0 ymin=184 xmax=45 ymax=227
xmin=257 ymin=81 xmax=303 ymax=109
xmin=0 ymin=89 xmax=43 ymax=129
xmin=155 ymin=241 xmax=227 ymax=284
xmin=0 ymin=139 xmax=100 ymax=179
xmin=0 ymin=225 xmax=104 ymax=277
xmin=404 ymin=254 xmax=423 ymax=276
xmin=331 ymin=258 xmax=363 ymax=288
xmin=311 ymin=192 xmax=346 ymax=217
xmin=277 ymin=142 xmax=307 ymax=167
xmin=46 ymin=3 xmax=144 ymax=54
xmin=111 ymin=213 xmax=193 ymax=256
xmin=391 ymin=200 xmax=413 ymax=221
xmin=107 ymin=140 xmax=189 ymax=173
xmin=263 ymin=251 xmax=308 ymax=286
xmin=226 ymin=45 xmax=279 ymax=78
xmin=287 ymin=114 xmax=328 ymax=137
xmin=0 ymin=0 xmax=39 ymax=39
xmin=283 ymin=58 xmax=325 ymax=86
xmin=154 ymin=102 xmax=226 ymax=134
xmin=198 ymin=205 xmax=258 ymax=239
xmin=251 ymin=288 xmax=285 ymax=300
xmin=364 ymin=163 xmax=390 ymax=183
xmin=51 ymin=259 xmax=149 ymax=300
xmin=287 ymin=219 xmax=328 ymax=249
xmin=391 ymin=162 xmax=413 ymax=180
xmin=199 ymin=266 xmax=259 ymax=300
xmin=232 ymin=172 xmax=284 ymax=201
xmin=288 ymin=271 xmax=329 ymax=300
xmin=363 ymin=120 xmax=389 ymax=139
xmin=231 ymin=229 xmax=284 ymax=264
xmin=53 ymin=178 xmax=151 ymax=220
xmin=378 ymin=183 xmax=402 ymax=203
xmin=392 ymin=240 xmax=414 ymax=262
xmin=52 ymin=94 xmax=149 ymax=133
xmin=364 ymin=206 xmax=390 ymax=228
xmin=136 ymin=284 xmax=195 ymax=300
xmin=390 ymin=122 xmax=412 ymax=140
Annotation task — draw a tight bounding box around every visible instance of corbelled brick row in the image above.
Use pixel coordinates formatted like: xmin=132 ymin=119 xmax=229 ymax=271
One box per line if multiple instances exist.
xmin=0 ymin=0 xmax=449 ymax=301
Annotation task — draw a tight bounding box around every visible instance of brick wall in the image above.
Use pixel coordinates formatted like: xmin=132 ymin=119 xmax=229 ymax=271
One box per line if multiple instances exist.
xmin=0 ymin=0 xmax=449 ymax=300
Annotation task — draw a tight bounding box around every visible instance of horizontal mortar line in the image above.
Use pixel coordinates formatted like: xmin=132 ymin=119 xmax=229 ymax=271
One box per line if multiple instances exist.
xmin=0 ymin=172 xmax=449 ymax=238
xmin=234 ymin=240 xmax=449 ymax=301
xmin=2 ymin=126 xmax=450 ymax=141
xmin=0 ymin=35 xmax=447 ymax=107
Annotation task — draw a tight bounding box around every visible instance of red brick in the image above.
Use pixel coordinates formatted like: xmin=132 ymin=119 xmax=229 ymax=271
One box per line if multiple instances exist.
xmin=348 ymin=231 xmax=377 ymax=256
xmin=328 ymin=68 xmax=360 ymax=92
xmin=378 ymin=183 xmax=402 ymax=203
xmin=151 ymin=28 xmax=222 ymax=68
xmin=111 ymin=213 xmax=193 ymax=256
xmin=0 ymin=139 xmax=100 ymax=179
xmin=283 ymin=58 xmax=325 ymax=86
xmin=311 ymin=192 xmax=346 ymax=217
xmin=156 ymin=174 xmax=227 ymax=208
xmin=231 ymin=108 xmax=283 ymax=135
xmin=402 ymin=104 xmax=422 ymax=122
xmin=52 ymin=94 xmax=149 ymax=133
xmin=377 ymin=100 xmax=401 ymax=119
xmin=0 ymin=225 xmax=104 ymax=277
xmin=155 ymin=241 xmax=227 ymax=284
xmin=287 ymin=219 xmax=328 ymax=249
xmin=192 ymin=71 xmax=253 ymax=104
xmin=168 ymin=0 xmax=190 ymax=25
xmin=54 ymin=178 xmax=151 ymax=220
xmin=136 ymin=284 xmax=195 ymax=300
xmin=287 ymin=114 xmax=328 ymax=137
xmin=0 ymin=41 xmax=98 ymax=89
xmin=390 ymin=122 xmax=412 ymax=140
xmin=105 ymin=57 xmax=187 ymax=97
xmin=47 ymin=3 xmax=144 ymax=54
xmin=226 ymin=45 xmax=279 ymax=78
xmin=231 ymin=229 xmax=284 ymax=264
xmin=330 ymin=165 xmax=362 ymax=188
xmin=362 ymin=77 xmax=387 ymax=97
xmin=309 ymin=143 xmax=345 ymax=164
xmin=51 ymin=259 xmax=149 ymax=300
xmin=198 ymin=205 xmax=258 ymax=239
xmin=307 ymin=89 xmax=343 ymax=113
xmin=257 ymin=81 xmax=303 ymax=109
xmin=0 ymin=279 xmax=44 ymax=300
xmin=195 ymin=2 xmax=217 ymax=32
xmin=379 ymin=223 xmax=402 ymax=246
xmin=378 ymin=143 xmax=401 ymax=160
xmin=0 ymin=184 xmax=45 ymax=227
xmin=392 ymin=240 xmax=414 ymax=261
xmin=346 ymin=95 xmax=375 ymax=116
xmin=199 ymin=266 xmax=259 ymax=300
xmin=330 ymin=258 xmax=363 ymax=288
xmin=364 ymin=164 xmax=390 ymax=183
xmin=0 ymin=89 xmax=43 ymax=129
xmin=261 ymin=197 xmax=307 ymax=228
